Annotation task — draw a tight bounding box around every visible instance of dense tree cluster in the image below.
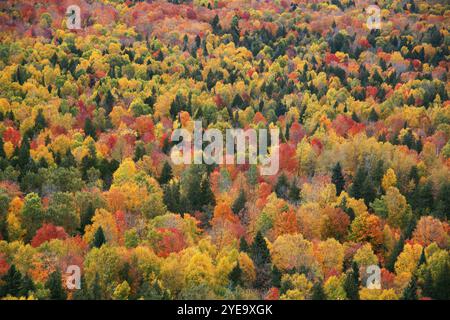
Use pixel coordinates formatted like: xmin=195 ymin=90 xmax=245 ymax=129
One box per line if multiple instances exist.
xmin=0 ymin=0 xmax=448 ymax=300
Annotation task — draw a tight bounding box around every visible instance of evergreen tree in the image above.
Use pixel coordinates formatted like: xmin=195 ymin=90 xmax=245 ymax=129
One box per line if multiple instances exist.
xmin=80 ymin=202 xmax=96 ymax=233
xmin=46 ymin=270 xmax=67 ymax=300
xmin=211 ymin=14 xmax=221 ymax=34
xmin=199 ymin=175 xmax=215 ymax=208
xmin=422 ymin=268 xmax=433 ymax=298
xmin=228 ymin=263 xmax=243 ymax=288
xmin=386 ymin=236 xmax=405 ymax=272
xmin=311 ymin=281 xmax=326 ymax=300
xmin=432 ymin=262 xmax=450 ymax=300
xmin=90 ymin=273 xmax=102 ymax=300
xmin=434 ymin=182 xmax=450 ymax=220
xmin=332 ymin=162 xmax=345 ymax=195
xmin=17 ymin=138 xmax=31 ymax=169
xmin=271 ymin=265 xmax=282 ymax=288
xmin=0 ymin=136 xmax=5 ymax=158
xmin=251 ymin=231 xmax=271 ymax=266
xmin=34 ymin=109 xmax=47 ymax=133
xmin=368 ymin=108 xmax=379 ymax=122
xmin=0 ymin=265 xmax=22 ymax=297
xmin=103 ymin=91 xmax=115 ymax=115
xmin=402 ymin=274 xmax=418 ymax=300
xmin=92 ymin=226 xmax=106 ymax=248
xmin=344 ymin=262 xmax=360 ymax=300
xmin=288 ymin=180 xmax=301 ymax=204
xmin=19 ymin=274 xmax=35 ymax=297
xmin=274 ymin=174 xmax=289 ymax=200
xmin=158 ymin=161 xmax=173 ymax=185
xmin=84 ymin=117 xmax=96 ymax=139
xmin=349 ymin=166 xmax=366 ymax=200
xmin=239 ymin=237 xmax=249 ymax=253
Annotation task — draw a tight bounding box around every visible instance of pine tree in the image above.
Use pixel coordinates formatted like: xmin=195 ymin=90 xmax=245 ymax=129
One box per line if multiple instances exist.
xmin=288 ymin=179 xmax=301 ymax=204
xmin=422 ymin=269 xmax=433 ymax=298
xmin=211 ymin=14 xmax=221 ymax=34
xmin=199 ymin=175 xmax=215 ymax=208
xmin=19 ymin=274 xmax=35 ymax=297
xmin=368 ymin=108 xmax=379 ymax=122
xmin=158 ymin=161 xmax=173 ymax=185
xmin=239 ymin=237 xmax=249 ymax=253
xmin=274 ymin=174 xmax=289 ymax=200
xmin=46 ymin=270 xmax=67 ymax=300
xmin=17 ymin=138 xmax=31 ymax=169
xmin=0 ymin=265 xmax=22 ymax=297
xmin=229 ymin=263 xmax=243 ymax=288
xmin=80 ymin=202 xmax=95 ymax=233
xmin=332 ymin=162 xmax=345 ymax=195
xmin=432 ymin=262 xmax=450 ymax=300
xmin=84 ymin=117 xmax=96 ymax=139
xmin=344 ymin=262 xmax=360 ymax=300
xmin=350 ymin=166 xmax=366 ymax=200
xmin=271 ymin=265 xmax=282 ymax=288
xmin=251 ymin=231 xmax=271 ymax=266
xmin=434 ymin=182 xmax=450 ymax=220
xmin=311 ymin=281 xmax=326 ymax=300
xmin=34 ymin=109 xmax=47 ymax=133
xmin=0 ymin=136 xmax=5 ymax=158
xmin=92 ymin=226 xmax=106 ymax=248
xmin=90 ymin=273 xmax=102 ymax=300
xmin=402 ymin=274 xmax=418 ymax=300
xmin=103 ymin=91 xmax=115 ymax=115
xmin=386 ymin=236 xmax=404 ymax=272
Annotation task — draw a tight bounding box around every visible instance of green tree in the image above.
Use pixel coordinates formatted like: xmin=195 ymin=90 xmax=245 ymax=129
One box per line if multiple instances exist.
xmin=158 ymin=161 xmax=173 ymax=185
xmin=45 ymin=270 xmax=67 ymax=300
xmin=332 ymin=162 xmax=345 ymax=195
xmin=402 ymin=274 xmax=418 ymax=300
xmin=0 ymin=265 xmax=22 ymax=297
xmin=251 ymin=231 xmax=271 ymax=266
xmin=228 ymin=263 xmax=243 ymax=288
xmin=343 ymin=262 xmax=360 ymax=300
xmin=92 ymin=226 xmax=106 ymax=248
xmin=311 ymin=281 xmax=326 ymax=300
xmin=21 ymin=193 xmax=45 ymax=242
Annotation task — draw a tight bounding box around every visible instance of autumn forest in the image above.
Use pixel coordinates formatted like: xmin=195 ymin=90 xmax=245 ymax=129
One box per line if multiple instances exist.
xmin=0 ymin=0 xmax=449 ymax=301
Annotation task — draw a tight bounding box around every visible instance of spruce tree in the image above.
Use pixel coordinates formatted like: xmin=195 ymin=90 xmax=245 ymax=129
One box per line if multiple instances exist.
xmin=239 ymin=237 xmax=249 ymax=253
xmin=288 ymin=180 xmax=301 ymax=203
xmin=432 ymin=262 xmax=450 ymax=300
xmin=92 ymin=226 xmax=106 ymax=248
xmin=251 ymin=231 xmax=271 ymax=266
xmin=386 ymin=236 xmax=405 ymax=272
xmin=19 ymin=274 xmax=35 ymax=297
xmin=344 ymin=262 xmax=360 ymax=300
xmin=274 ymin=174 xmax=289 ymax=200
xmin=402 ymin=274 xmax=418 ymax=300
xmin=46 ymin=270 xmax=67 ymax=300
xmin=90 ymin=273 xmax=102 ymax=300
xmin=0 ymin=136 xmax=5 ymax=158
xmin=349 ymin=166 xmax=366 ymax=200
xmin=158 ymin=161 xmax=173 ymax=185
xmin=332 ymin=162 xmax=345 ymax=195
xmin=84 ymin=117 xmax=96 ymax=139
xmin=311 ymin=281 xmax=326 ymax=300
xmin=80 ymin=202 xmax=95 ymax=233
xmin=368 ymin=108 xmax=379 ymax=122
xmin=271 ymin=266 xmax=282 ymax=288
xmin=229 ymin=263 xmax=243 ymax=288
xmin=0 ymin=265 xmax=22 ymax=297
